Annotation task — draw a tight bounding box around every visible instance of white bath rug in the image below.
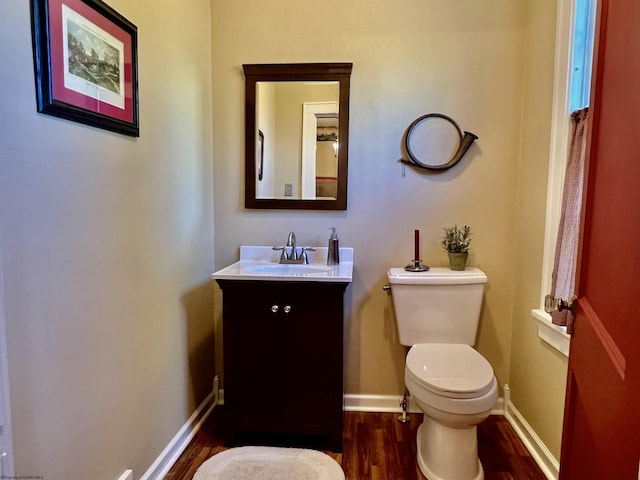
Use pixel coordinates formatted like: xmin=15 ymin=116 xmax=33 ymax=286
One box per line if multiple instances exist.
xmin=193 ymin=446 xmax=345 ymax=480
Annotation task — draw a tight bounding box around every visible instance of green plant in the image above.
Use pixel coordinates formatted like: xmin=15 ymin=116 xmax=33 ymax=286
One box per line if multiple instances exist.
xmin=441 ymin=224 xmax=472 ymax=253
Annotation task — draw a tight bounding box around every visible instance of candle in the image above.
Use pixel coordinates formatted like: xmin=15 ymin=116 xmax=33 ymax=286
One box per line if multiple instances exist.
xmin=414 ymin=229 xmax=419 ymax=261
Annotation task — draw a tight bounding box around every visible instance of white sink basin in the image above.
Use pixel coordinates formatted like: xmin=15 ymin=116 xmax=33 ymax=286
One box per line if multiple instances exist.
xmin=212 ymin=246 xmax=353 ymax=283
xmin=245 ymin=264 xmax=334 ymax=275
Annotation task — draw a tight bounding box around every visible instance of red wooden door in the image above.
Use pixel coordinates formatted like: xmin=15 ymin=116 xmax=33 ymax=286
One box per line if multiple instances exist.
xmin=559 ymin=0 xmax=640 ymax=478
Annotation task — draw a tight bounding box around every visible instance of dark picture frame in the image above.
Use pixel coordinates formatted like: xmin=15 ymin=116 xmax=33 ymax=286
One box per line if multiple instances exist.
xmin=30 ymin=0 xmax=139 ymax=137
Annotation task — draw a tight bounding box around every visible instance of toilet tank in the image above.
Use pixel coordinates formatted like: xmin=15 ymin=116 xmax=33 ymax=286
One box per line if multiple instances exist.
xmin=386 ymin=267 xmax=487 ymax=346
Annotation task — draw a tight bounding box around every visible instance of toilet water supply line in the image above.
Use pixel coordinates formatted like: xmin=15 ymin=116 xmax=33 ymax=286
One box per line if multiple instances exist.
xmin=399 ymin=347 xmax=411 ymax=423
xmin=399 ymin=388 xmax=410 ymax=423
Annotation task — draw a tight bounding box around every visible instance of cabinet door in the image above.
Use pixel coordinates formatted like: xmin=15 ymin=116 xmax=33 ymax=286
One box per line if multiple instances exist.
xmin=219 ymin=280 xmax=347 ymax=447
xmin=222 ymin=282 xmax=285 ymax=428
xmin=282 ymin=283 xmax=345 ymax=430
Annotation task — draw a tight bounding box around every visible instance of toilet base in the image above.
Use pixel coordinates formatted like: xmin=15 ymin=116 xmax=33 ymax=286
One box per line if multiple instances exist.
xmin=416 ymin=416 xmax=484 ymax=480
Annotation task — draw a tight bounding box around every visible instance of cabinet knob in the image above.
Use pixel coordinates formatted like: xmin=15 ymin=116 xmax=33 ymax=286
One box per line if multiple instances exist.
xmin=283 ymin=305 xmax=292 ymax=314
xmin=271 ymin=305 xmax=279 ymax=313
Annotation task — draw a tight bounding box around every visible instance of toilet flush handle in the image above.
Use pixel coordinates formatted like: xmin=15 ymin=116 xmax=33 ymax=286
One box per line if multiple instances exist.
xmin=383 ymin=284 xmax=391 ymax=291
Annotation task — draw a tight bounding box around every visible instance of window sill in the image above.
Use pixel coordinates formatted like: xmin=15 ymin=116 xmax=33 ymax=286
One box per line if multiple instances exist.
xmin=531 ymin=309 xmax=570 ymax=357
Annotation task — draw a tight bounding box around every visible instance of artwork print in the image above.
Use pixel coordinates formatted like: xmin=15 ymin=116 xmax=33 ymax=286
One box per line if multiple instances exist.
xmin=63 ymin=5 xmax=125 ymax=109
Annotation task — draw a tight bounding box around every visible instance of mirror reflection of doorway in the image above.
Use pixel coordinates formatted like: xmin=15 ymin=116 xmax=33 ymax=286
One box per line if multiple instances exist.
xmin=301 ymin=102 xmax=338 ymax=199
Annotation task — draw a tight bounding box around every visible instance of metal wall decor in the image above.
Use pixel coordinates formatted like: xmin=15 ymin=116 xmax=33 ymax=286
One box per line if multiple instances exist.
xmin=400 ymin=113 xmax=477 ymax=172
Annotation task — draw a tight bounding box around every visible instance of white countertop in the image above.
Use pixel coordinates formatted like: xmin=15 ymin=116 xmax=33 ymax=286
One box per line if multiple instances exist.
xmin=212 ymin=246 xmax=353 ymax=283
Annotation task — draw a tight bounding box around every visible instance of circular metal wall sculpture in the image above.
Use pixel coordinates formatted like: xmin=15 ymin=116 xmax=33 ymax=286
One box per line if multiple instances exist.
xmin=400 ymin=113 xmax=478 ymax=172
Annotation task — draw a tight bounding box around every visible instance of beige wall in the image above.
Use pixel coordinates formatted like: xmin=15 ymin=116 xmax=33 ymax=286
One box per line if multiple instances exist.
xmin=510 ymin=0 xmax=569 ymax=460
xmin=212 ymin=0 xmax=526 ymax=396
xmin=0 ymin=1 xmax=214 ymax=478
xmin=316 ymin=142 xmax=338 ymax=178
xmin=256 ymin=82 xmax=276 ymax=198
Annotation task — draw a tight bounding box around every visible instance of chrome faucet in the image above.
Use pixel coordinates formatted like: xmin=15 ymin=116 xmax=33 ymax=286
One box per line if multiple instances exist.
xmin=273 ymin=232 xmax=315 ymax=264
xmin=286 ymin=231 xmax=298 ymax=260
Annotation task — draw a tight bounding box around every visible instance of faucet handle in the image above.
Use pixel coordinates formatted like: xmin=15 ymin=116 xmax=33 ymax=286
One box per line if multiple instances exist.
xmin=300 ymin=247 xmax=316 ymax=264
xmin=272 ymin=246 xmax=287 ymax=260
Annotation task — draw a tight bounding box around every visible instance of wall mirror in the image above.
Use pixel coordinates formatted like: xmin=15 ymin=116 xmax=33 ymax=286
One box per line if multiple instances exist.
xmin=243 ymin=63 xmax=352 ymax=210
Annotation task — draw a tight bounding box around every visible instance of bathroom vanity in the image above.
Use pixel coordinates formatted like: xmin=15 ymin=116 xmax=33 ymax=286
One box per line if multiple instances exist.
xmin=212 ymin=246 xmax=353 ymax=451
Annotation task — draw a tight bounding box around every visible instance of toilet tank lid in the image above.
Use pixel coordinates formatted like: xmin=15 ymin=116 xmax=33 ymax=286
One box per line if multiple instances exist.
xmin=387 ymin=267 xmax=487 ymax=285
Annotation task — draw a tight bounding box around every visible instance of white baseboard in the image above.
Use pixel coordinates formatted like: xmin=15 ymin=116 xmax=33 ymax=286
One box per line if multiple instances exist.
xmin=139 ymin=389 xmax=218 ymax=480
xmin=503 ymin=385 xmax=560 ymax=480
xmin=343 ymin=393 xmax=505 ymax=416
xmin=344 ymin=393 xmax=420 ymax=413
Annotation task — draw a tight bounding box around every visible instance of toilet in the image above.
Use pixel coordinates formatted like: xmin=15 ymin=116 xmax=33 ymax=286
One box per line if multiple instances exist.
xmin=386 ymin=267 xmax=498 ymax=480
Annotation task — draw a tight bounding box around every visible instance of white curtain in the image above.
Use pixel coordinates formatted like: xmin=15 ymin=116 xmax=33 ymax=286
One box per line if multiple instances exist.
xmin=551 ymin=107 xmax=589 ymax=327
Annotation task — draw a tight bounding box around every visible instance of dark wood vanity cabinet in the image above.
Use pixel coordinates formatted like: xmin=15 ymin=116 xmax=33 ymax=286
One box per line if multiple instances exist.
xmin=216 ymin=279 xmax=348 ymax=451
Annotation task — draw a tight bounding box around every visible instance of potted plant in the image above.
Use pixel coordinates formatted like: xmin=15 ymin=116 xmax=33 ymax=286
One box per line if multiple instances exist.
xmin=441 ymin=224 xmax=472 ymax=270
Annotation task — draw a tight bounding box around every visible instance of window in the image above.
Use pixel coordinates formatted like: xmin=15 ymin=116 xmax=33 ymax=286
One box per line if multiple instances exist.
xmin=570 ymin=0 xmax=597 ymax=112
xmin=534 ymin=0 xmax=596 ymax=356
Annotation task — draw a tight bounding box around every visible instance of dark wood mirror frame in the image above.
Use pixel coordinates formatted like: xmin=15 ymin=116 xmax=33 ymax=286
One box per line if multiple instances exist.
xmin=243 ymin=63 xmax=353 ymax=210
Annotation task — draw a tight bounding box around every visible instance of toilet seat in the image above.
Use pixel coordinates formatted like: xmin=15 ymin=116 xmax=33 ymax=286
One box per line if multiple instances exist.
xmin=406 ymin=343 xmax=495 ymax=399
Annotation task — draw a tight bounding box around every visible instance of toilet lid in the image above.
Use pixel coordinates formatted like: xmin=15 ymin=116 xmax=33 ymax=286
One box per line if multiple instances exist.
xmin=406 ymin=344 xmax=495 ymax=398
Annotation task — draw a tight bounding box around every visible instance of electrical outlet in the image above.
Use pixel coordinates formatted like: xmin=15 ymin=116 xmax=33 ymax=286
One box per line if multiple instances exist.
xmin=118 ymin=469 xmax=133 ymax=480
xmin=284 ymin=183 xmax=293 ymax=196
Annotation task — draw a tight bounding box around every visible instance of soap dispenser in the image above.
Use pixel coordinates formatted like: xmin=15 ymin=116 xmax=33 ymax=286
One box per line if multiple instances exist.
xmin=327 ymin=227 xmax=340 ymax=265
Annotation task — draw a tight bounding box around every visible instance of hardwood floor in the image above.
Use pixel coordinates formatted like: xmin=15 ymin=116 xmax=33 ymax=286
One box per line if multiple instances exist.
xmin=165 ymin=407 xmax=546 ymax=479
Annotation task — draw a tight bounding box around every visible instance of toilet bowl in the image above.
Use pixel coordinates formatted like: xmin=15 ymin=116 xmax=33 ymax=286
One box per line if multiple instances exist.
xmin=405 ymin=343 xmax=498 ymax=480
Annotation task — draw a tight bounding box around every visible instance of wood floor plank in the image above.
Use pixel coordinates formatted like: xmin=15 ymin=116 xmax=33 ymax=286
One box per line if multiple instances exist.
xmin=165 ymin=407 xmax=546 ymax=480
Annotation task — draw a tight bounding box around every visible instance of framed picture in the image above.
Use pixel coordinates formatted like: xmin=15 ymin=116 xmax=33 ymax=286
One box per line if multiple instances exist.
xmin=30 ymin=0 xmax=139 ymax=136
xmin=257 ymin=130 xmax=264 ymax=181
